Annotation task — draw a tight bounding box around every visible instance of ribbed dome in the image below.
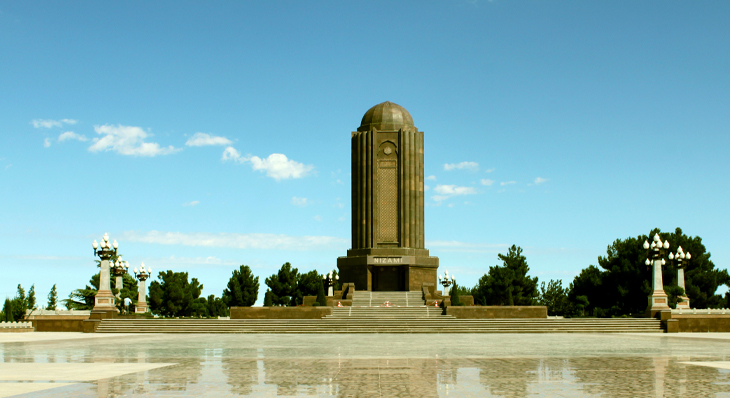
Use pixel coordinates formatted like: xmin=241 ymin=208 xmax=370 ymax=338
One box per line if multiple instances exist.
xmin=359 ymin=101 xmax=414 ymax=131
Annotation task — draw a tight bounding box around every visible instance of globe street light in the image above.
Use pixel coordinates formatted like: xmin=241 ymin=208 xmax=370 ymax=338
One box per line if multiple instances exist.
xmin=133 ymin=263 xmax=152 ymax=314
xmin=438 ymin=269 xmax=455 ymax=297
xmin=669 ymin=246 xmax=692 ymax=309
xmin=323 ymin=270 xmax=339 ymax=297
xmin=92 ymin=233 xmax=118 ymax=313
xmin=111 ymin=257 xmax=130 ymax=300
xmin=643 ymin=233 xmax=670 ymax=316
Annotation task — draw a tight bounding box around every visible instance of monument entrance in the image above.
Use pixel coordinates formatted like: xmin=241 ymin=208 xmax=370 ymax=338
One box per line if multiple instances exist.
xmin=337 ymin=101 xmax=439 ymax=291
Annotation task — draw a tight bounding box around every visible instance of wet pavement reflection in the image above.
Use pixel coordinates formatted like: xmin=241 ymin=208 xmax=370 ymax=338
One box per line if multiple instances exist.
xmin=2 ymin=333 xmax=730 ymax=397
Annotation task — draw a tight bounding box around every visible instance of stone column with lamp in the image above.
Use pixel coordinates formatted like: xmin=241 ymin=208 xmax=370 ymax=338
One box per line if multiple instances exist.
xmin=92 ymin=233 xmax=118 ymax=313
xmin=134 ymin=263 xmax=151 ymax=314
xmin=644 ymin=233 xmax=671 ymax=317
xmin=112 ymin=256 xmax=129 ymax=300
xmin=669 ymin=246 xmax=691 ymax=309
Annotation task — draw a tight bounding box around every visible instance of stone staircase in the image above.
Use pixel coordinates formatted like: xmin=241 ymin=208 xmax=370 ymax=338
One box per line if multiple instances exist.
xmin=94 ymin=291 xmax=664 ymax=334
xmin=351 ymin=291 xmax=424 ymax=307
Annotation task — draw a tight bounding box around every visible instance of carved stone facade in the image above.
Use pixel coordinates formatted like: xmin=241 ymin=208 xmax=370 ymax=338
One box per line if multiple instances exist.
xmin=337 ymin=102 xmax=439 ymax=291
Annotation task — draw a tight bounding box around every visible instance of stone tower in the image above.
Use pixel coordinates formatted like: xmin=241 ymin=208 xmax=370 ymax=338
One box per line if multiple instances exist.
xmin=337 ymin=101 xmax=439 ymax=291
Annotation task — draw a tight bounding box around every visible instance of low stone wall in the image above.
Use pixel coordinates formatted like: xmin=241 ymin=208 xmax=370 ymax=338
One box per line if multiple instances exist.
xmin=31 ymin=317 xmax=87 ymax=332
xmin=666 ymin=315 xmax=730 ymax=333
xmin=445 ymin=306 xmax=547 ymax=319
xmin=230 ymin=307 xmax=332 ymax=319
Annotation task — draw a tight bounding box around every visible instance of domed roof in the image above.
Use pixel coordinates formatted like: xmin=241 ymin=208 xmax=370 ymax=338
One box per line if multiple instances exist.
xmin=359 ymin=101 xmax=415 ymax=131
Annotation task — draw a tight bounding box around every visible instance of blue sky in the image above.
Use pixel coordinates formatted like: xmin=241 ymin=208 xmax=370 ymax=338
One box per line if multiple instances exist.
xmin=1 ymin=1 xmax=728 ymax=306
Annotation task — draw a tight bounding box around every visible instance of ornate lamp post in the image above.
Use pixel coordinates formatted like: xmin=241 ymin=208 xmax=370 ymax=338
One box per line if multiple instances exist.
xmin=111 ymin=257 xmax=130 ymax=299
xmin=643 ymin=233 xmax=670 ymax=316
xmin=669 ymin=246 xmax=691 ymax=309
xmin=438 ymin=270 xmax=455 ymax=297
xmin=92 ymin=233 xmax=118 ymax=312
xmin=323 ymin=270 xmax=339 ymax=297
xmin=133 ymin=263 xmax=151 ymax=314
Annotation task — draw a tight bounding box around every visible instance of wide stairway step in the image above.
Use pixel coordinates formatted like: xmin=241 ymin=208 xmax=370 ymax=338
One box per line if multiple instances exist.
xmin=351 ymin=291 xmax=424 ymax=307
xmin=95 ymin=318 xmax=664 ymax=334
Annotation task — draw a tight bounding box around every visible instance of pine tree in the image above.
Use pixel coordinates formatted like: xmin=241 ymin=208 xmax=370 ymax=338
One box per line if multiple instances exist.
xmin=27 ymin=285 xmax=36 ymax=310
xmin=263 ymin=290 xmax=273 ymax=307
xmin=450 ymin=282 xmax=462 ymax=306
xmin=47 ymin=284 xmax=58 ymax=310
xmin=315 ymin=275 xmax=327 ymax=306
xmin=222 ymin=265 xmax=259 ymax=307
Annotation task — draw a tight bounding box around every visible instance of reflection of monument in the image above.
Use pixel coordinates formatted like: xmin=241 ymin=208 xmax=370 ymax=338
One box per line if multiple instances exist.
xmin=337 ymin=101 xmax=439 ymax=291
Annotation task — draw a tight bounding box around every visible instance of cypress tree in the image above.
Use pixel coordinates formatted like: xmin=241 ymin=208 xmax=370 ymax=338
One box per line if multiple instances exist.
xmin=315 ymin=276 xmax=327 ymax=306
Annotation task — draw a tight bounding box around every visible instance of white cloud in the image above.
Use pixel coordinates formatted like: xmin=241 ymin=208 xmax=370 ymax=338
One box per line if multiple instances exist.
xmin=89 ymin=125 xmax=180 ymax=156
xmin=426 ymin=175 xmax=437 ymax=181
xmin=481 ymin=179 xmax=494 ymax=186
xmin=500 ymin=181 xmax=516 ymax=186
xmin=43 ymin=138 xmax=51 ymax=147
xmin=250 ymin=153 xmax=313 ymax=180
xmin=313 ymin=215 xmax=323 ymax=222
xmin=444 ymin=161 xmax=479 ymax=171
xmin=185 ymin=132 xmax=232 ymax=147
xmin=58 ymin=131 xmax=87 ymax=142
xmin=534 ymin=177 xmax=548 ymax=184
xmin=4 ymin=164 xmax=11 ymax=171
xmin=485 ymin=168 xmax=495 ymax=173
xmin=424 ymin=185 xmax=430 ymax=191
xmin=183 ymin=201 xmax=199 ymax=207
xmin=121 ymin=230 xmax=348 ymax=251
xmin=291 ymin=197 xmax=309 ymax=207
xmin=222 ymin=147 xmax=314 ymax=180
xmin=432 ymin=184 xmax=477 ymax=202
xmin=222 ymin=146 xmax=243 ymax=162
xmin=31 ymin=119 xmax=77 ymax=129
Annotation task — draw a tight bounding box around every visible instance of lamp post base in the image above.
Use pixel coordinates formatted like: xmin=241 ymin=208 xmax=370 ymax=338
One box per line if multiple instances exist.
xmin=93 ymin=289 xmax=118 ymax=312
xmin=676 ymin=297 xmax=690 ymax=309
xmin=135 ymin=304 xmax=149 ymax=314
xmin=647 ymin=292 xmax=670 ymax=318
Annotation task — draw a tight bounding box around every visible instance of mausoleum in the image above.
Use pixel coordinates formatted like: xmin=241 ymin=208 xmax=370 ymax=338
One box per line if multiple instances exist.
xmin=337 ymin=101 xmax=439 ymax=291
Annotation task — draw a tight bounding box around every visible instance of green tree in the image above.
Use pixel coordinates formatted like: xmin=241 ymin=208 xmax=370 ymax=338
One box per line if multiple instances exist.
xmin=206 ymin=295 xmax=230 ymax=317
xmin=64 ymin=274 xmax=99 ymax=310
xmin=315 ymin=275 xmax=326 ymax=306
xmin=10 ymin=285 xmax=29 ymax=320
xmin=473 ymin=245 xmax=538 ymax=306
xmin=148 ymin=271 xmax=204 ymax=317
xmin=47 ymin=284 xmax=58 ymax=310
xmin=450 ymin=283 xmax=462 ymax=306
xmin=538 ymin=279 xmax=568 ymax=316
xmin=263 ymin=290 xmax=274 ymax=307
xmin=222 ymin=265 xmax=259 ymax=307
xmin=2 ymin=298 xmax=13 ymax=322
xmin=264 ymin=263 xmax=300 ymax=306
xmin=27 ymin=285 xmax=36 ymax=311
xmin=297 ymin=270 xmax=321 ymax=306
xmin=568 ymin=228 xmax=729 ymax=317
xmin=115 ymin=273 xmax=139 ymax=313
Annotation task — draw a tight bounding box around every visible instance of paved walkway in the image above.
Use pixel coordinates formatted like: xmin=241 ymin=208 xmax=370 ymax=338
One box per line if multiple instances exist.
xmin=1 ymin=332 xmax=730 ymax=397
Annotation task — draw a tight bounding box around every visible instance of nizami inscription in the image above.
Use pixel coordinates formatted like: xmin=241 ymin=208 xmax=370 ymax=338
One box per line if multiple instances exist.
xmin=373 ymin=257 xmax=402 ymax=264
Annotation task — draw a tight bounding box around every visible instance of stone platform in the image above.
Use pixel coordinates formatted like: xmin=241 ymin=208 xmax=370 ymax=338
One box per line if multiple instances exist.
xmin=2 ymin=332 xmax=730 ymax=397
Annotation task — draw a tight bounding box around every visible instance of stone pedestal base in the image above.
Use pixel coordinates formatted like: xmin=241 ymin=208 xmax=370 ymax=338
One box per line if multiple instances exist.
xmin=93 ymin=290 xmax=118 ymax=312
xmin=676 ymin=297 xmax=690 ymax=309
xmin=647 ymin=292 xmax=670 ymax=318
xmin=337 ymin=249 xmax=438 ymax=291
xmin=135 ymin=304 xmax=149 ymax=314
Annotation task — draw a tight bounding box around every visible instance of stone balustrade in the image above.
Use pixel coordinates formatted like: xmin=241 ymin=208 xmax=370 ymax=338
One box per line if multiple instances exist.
xmin=0 ymin=321 xmax=33 ymax=328
xmin=671 ymin=308 xmax=730 ymax=315
xmin=25 ymin=309 xmax=91 ymax=317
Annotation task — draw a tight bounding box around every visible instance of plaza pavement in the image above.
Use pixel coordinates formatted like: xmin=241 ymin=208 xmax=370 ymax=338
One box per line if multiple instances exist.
xmin=1 ymin=332 xmax=730 ymax=397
